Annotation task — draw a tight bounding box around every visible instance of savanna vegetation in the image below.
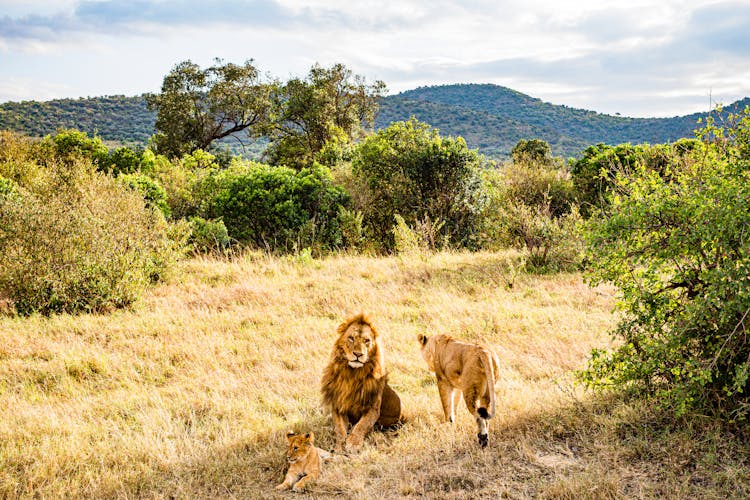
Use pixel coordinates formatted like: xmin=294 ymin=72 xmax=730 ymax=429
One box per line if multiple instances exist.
xmin=1 ymin=58 xmax=749 ymax=498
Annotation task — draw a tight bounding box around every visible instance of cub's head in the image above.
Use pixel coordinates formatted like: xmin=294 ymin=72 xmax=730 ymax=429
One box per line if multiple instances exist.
xmin=335 ymin=313 xmax=382 ymax=371
xmin=285 ymin=431 xmax=314 ymax=463
xmin=417 ymin=333 xmax=437 ymax=371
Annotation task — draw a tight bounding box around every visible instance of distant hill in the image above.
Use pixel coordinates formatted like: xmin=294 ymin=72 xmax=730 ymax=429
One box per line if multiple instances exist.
xmin=378 ymin=84 xmax=750 ymax=157
xmin=1 ymin=84 xmax=748 ymax=158
xmin=0 ymin=95 xmax=154 ymax=146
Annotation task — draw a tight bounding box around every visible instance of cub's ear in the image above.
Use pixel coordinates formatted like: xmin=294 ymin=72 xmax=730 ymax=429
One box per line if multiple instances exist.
xmin=417 ymin=333 xmax=428 ymax=347
xmin=286 ymin=431 xmax=296 ymax=440
xmin=306 ymin=432 xmax=314 ymax=443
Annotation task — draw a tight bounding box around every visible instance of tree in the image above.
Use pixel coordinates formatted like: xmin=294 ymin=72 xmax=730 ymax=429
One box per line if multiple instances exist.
xmin=264 ymin=63 xmax=385 ymax=169
xmin=146 ymin=59 xmax=273 ymax=158
xmin=511 ymin=138 xmax=554 ymax=165
xmin=352 ymin=118 xmax=485 ymax=252
xmin=579 ymin=109 xmax=750 ymax=418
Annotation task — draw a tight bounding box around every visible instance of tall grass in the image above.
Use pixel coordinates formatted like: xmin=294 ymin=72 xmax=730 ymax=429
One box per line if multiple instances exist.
xmin=1 ymin=251 xmax=748 ymax=498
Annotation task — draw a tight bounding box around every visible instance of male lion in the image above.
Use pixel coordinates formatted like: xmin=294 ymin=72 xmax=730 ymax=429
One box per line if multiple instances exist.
xmin=321 ymin=314 xmax=402 ymax=452
xmin=417 ymin=333 xmax=500 ymax=448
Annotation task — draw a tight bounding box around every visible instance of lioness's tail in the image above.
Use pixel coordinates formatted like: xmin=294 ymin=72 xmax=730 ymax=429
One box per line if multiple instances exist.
xmin=477 ymin=348 xmax=496 ymax=420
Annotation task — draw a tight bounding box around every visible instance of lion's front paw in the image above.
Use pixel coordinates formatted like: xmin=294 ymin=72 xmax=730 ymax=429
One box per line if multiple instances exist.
xmin=275 ymin=483 xmax=289 ymax=490
xmin=345 ymin=435 xmax=364 ymax=453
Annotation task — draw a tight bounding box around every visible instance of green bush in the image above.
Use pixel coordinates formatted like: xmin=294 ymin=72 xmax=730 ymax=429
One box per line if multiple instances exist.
xmin=502 ymin=202 xmax=582 ymax=272
xmin=35 ymin=129 xmax=109 ymax=168
xmin=119 ymin=173 xmax=171 ymax=218
xmin=201 ymin=161 xmax=348 ymax=252
xmin=188 ymin=217 xmax=231 ymax=254
xmin=579 ymin=110 xmax=750 ymax=419
xmin=352 ymin=118 xmax=486 ymax=252
xmin=477 ymin=148 xmax=582 ymax=270
xmin=0 ymin=174 xmax=16 ymax=199
xmin=0 ymin=159 xmax=186 ymax=315
xmin=570 ymin=140 xmax=702 ymax=217
xmin=107 ymin=146 xmax=142 ymax=175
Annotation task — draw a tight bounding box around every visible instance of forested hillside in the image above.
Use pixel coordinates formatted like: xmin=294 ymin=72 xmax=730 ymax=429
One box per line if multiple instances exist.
xmin=1 ymin=85 xmax=748 ymax=158
xmin=0 ymin=95 xmax=154 ymax=145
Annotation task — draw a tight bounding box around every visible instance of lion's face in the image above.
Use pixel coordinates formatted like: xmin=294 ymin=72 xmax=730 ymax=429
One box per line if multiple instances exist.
xmin=338 ymin=320 xmax=377 ymax=369
xmin=285 ymin=432 xmax=314 ymax=464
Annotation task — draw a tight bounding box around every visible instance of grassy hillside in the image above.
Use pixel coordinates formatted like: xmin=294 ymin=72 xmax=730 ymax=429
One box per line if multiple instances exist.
xmin=2 ymin=251 xmax=748 ymax=498
xmin=1 ymin=87 xmax=748 ymax=158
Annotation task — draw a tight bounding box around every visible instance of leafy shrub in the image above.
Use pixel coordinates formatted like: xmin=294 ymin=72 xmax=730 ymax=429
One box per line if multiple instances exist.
xmin=0 ymin=159 xmax=186 ymax=315
xmin=201 ymin=161 xmax=348 ymax=252
xmin=502 ymin=202 xmax=582 ymax=272
xmin=107 ymin=146 xmax=142 ymax=175
xmin=570 ymin=140 xmax=702 ymax=217
xmin=502 ymin=157 xmax=574 ymax=218
xmin=0 ymin=174 xmax=16 ymax=199
xmin=477 ymin=150 xmax=582 ymax=271
xmin=119 ymin=173 xmax=171 ymax=218
xmin=143 ymin=149 xmax=217 ymax=220
xmin=35 ymin=129 xmax=109 ymax=168
xmin=188 ymin=217 xmax=231 ymax=255
xmin=579 ymin=110 xmax=750 ymax=419
xmin=352 ymin=118 xmax=486 ymax=252
xmin=338 ymin=206 xmax=364 ymax=251
xmin=0 ymin=130 xmax=44 ymax=187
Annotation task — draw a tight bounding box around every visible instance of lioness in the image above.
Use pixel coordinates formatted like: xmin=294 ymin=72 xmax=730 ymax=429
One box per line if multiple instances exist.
xmin=321 ymin=314 xmax=402 ymax=453
xmin=275 ymin=431 xmax=331 ymax=492
xmin=417 ymin=333 xmax=500 ymax=447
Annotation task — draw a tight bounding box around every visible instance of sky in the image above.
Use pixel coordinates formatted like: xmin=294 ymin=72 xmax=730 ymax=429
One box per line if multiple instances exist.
xmin=0 ymin=0 xmax=749 ymax=118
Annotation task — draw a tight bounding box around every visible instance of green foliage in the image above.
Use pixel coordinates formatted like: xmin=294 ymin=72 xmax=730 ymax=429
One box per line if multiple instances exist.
xmin=187 ymin=217 xmax=231 ymax=255
xmin=579 ymin=109 xmax=750 ymax=419
xmin=118 ymin=173 xmax=171 ymax=218
xmin=337 ymin=206 xmax=364 ymax=251
xmin=0 ymin=159 xmax=186 ymax=315
xmin=0 ymin=174 xmax=16 ymax=200
xmin=107 ymin=146 xmax=142 ymax=175
xmin=501 ymin=202 xmax=583 ymax=272
xmin=0 ymin=95 xmax=154 ymax=145
xmin=503 ymin=148 xmax=574 ymax=218
xmin=146 ymin=59 xmax=272 ymax=158
xmin=144 ymin=149 xmax=218 ymax=220
xmin=511 ymin=138 xmax=554 ymax=164
xmin=352 ymin=118 xmax=486 ymax=252
xmin=264 ymin=63 xmax=385 ymax=169
xmin=36 ymin=129 xmax=109 ymax=168
xmin=201 ymin=161 xmax=349 ymax=252
xmin=477 ymin=145 xmax=581 ymax=271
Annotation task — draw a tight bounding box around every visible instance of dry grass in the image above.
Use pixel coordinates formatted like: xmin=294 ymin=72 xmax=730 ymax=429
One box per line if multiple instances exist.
xmin=1 ymin=250 xmax=748 ymax=498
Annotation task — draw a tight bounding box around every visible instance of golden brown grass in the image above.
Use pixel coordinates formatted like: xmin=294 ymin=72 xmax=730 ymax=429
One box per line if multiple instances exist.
xmin=1 ymin=250 xmax=748 ymax=498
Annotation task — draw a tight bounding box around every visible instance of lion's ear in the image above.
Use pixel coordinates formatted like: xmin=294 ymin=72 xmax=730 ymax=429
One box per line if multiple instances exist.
xmin=418 ymin=333 xmax=428 ymax=346
xmin=306 ymin=432 xmax=314 ymax=443
xmin=286 ymin=431 xmax=296 ymax=440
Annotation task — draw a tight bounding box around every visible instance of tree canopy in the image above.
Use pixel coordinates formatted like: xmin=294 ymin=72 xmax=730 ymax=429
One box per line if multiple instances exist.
xmin=263 ymin=63 xmax=385 ymax=169
xmin=146 ymin=59 xmax=273 ymax=158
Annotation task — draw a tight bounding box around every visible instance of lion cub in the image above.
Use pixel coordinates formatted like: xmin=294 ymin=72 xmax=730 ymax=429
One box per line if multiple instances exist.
xmin=417 ymin=333 xmax=500 ymax=447
xmin=275 ymin=431 xmax=332 ymax=492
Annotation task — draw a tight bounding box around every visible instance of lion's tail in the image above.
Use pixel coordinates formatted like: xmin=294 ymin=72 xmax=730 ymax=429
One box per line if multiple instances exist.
xmin=477 ymin=348 xmax=496 ymax=420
